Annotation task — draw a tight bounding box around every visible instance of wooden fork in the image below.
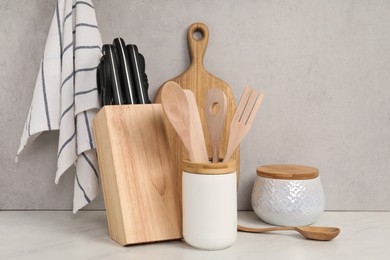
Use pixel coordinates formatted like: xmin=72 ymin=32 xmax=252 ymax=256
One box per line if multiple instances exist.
xmin=223 ymin=87 xmax=264 ymax=162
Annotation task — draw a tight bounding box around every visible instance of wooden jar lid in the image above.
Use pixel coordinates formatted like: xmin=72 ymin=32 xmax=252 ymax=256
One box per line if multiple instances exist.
xmin=182 ymin=160 xmax=236 ymax=175
xmin=256 ymin=164 xmax=319 ymax=180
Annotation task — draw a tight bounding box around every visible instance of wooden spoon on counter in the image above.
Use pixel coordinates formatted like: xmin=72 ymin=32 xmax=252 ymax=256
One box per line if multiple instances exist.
xmin=237 ymin=225 xmax=340 ymax=241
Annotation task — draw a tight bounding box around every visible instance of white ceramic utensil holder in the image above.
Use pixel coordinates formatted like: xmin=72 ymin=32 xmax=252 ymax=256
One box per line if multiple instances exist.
xmin=182 ymin=160 xmax=237 ymax=250
xmin=252 ymin=164 xmax=325 ymax=227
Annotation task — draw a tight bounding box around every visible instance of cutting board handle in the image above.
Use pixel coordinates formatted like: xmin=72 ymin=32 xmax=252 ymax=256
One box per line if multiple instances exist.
xmin=187 ymin=22 xmax=209 ymax=68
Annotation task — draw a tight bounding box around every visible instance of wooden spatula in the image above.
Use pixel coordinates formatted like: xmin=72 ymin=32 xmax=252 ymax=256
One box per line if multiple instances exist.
xmin=205 ymin=88 xmax=227 ymax=163
xmin=184 ymin=89 xmax=209 ymax=162
xmin=223 ymin=87 xmax=264 ymax=162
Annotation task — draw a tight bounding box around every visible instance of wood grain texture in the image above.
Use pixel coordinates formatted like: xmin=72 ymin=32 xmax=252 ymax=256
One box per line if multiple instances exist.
xmin=155 ymin=22 xmax=240 ymax=182
xmin=237 ymin=225 xmax=340 ymax=241
xmin=182 ymin=159 xmax=236 ymax=175
xmin=184 ymin=89 xmax=209 ymax=163
xmin=160 ymin=82 xmax=194 ymax=161
xmin=223 ymin=87 xmax=264 ymax=162
xmin=256 ymin=164 xmax=319 ymax=180
xmin=205 ymin=88 xmax=227 ymax=163
xmin=93 ymin=105 xmax=182 ymax=246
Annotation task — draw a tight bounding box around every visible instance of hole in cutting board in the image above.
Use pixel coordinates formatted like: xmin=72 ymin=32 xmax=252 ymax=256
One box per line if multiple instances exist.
xmin=193 ymin=29 xmax=203 ymax=41
xmin=211 ymin=102 xmax=221 ymax=114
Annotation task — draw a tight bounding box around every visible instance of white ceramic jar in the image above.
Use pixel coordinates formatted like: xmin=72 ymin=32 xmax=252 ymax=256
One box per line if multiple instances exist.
xmin=251 ymin=164 xmax=324 ymax=226
xmin=182 ymin=160 xmax=237 ymax=250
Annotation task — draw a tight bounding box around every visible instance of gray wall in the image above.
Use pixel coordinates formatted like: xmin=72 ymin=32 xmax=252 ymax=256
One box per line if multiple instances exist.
xmin=1 ymin=0 xmax=390 ymax=210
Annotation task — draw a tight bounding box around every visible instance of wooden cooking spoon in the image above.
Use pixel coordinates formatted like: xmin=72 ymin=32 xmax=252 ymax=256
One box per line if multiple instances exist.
xmin=205 ymin=88 xmax=227 ymax=163
xmin=237 ymin=225 xmax=340 ymax=241
xmin=160 ymin=81 xmax=195 ymax=162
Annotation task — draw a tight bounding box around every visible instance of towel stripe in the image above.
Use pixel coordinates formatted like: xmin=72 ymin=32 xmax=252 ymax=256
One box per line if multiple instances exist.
xmin=75 ymin=173 xmax=91 ymax=203
xmin=41 ymin=58 xmax=51 ymax=130
xmin=61 ymin=66 xmax=98 ymax=91
xmin=62 ymin=41 xmax=74 ymax=56
xmin=74 ymin=1 xmax=94 ymax=9
xmin=74 ymin=45 xmax=101 ymax=52
xmin=61 ymin=100 xmax=75 ymax=119
xmin=27 ymin=106 xmax=32 ymax=136
xmin=75 ymin=87 xmax=97 ymax=96
xmin=75 ymin=23 xmax=98 ymax=29
xmin=75 ymin=66 xmax=98 ymax=75
xmin=64 ymin=1 xmax=95 ymax=23
xmin=56 ymin=2 xmax=63 ymax=60
xmin=81 ymin=152 xmax=98 ymax=179
xmin=83 ymin=111 xmax=94 ymax=149
xmin=57 ymin=131 xmax=76 ymax=158
xmin=64 ymin=10 xmax=73 ymax=23
xmin=61 ymin=72 xmax=73 ymax=90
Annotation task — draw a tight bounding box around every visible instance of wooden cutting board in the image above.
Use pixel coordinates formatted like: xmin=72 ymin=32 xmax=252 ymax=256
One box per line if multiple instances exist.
xmin=155 ymin=22 xmax=240 ymax=182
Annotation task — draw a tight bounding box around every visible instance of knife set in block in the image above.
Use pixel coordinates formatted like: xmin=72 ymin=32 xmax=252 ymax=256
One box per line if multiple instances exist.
xmin=97 ymin=38 xmax=151 ymax=106
xmin=93 ymin=105 xmax=182 ymax=245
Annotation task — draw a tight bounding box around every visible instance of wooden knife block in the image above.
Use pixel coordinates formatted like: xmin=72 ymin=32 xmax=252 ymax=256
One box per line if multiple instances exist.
xmin=93 ymin=104 xmax=182 ymax=246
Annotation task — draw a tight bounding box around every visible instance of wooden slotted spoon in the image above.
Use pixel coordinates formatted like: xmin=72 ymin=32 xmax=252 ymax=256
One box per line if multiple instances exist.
xmin=205 ymin=88 xmax=227 ymax=163
xmin=223 ymin=87 xmax=264 ymax=162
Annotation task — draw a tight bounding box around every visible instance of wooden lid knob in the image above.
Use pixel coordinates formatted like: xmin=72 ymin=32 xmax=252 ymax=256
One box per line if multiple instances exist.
xmin=256 ymin=164 xmax=319 ymax=180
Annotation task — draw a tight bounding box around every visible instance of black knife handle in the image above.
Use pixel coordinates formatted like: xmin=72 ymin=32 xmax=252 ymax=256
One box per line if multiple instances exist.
xmin=97 ymin=52 xmax=113 ymax=106
xmin=103 ymin=44 xmax=124 ymax=105
xmin=102 ymin=57 xmax=113 ymax=106
xmin=97 ymin=59 xmax=108 ymax=106
xmin=127 ymin=44 xmax=151 ymax=104
xmin=137 ymin=53 xmax=149 ymax=95
xmin=97 ymin=59 xmax=104 ymax=106
xmin=113 ymin=38 xmax=138 ymax=105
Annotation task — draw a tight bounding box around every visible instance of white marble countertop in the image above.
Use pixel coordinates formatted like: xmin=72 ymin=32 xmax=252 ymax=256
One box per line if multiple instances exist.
xmin=1 ymin=211 xmax=389 ymax=260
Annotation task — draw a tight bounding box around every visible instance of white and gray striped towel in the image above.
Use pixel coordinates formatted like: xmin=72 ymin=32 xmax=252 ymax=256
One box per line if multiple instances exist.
xmin=16 ymin=0 xmax=102 ymax=213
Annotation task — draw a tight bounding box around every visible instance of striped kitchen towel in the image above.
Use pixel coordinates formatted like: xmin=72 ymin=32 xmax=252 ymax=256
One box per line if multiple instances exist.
xmin=16 ymin=0 xmax=102 ymax=213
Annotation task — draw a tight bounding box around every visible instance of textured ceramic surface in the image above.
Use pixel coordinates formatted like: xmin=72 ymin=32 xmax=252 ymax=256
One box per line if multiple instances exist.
xmin=251 ymin=176 xmax=324 ymax=226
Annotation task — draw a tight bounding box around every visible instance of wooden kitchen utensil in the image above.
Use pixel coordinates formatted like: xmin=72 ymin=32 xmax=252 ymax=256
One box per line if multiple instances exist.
xmin=155 ymin=22 xmax=239 ymax=179
xmin=93 ymin=105 xmax=182 ymax=245
xmin=237 ymin=225 xmax=340 ymax=241
xmin=223 ymin=87 xmax=264 ymax=162
xmin=160 ymin=81 xmax=195 ymax=162
xmin=205 ymin=88 xmax=227 ymax=163
xmin=184 ymin=89 xmax=209 ymax=162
